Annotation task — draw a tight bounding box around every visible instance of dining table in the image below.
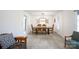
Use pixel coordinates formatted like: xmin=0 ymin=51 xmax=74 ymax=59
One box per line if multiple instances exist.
xmin=33 ymin=26 xmax=52 ymax=34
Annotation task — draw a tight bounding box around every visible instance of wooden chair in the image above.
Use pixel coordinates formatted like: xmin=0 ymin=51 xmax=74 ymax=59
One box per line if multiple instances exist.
xmin=31 ymin=24 xmax=36 ymax=33
xmin=42 ymin=24 xmax=46 ymax=26
xmin=41 ymin=24 xmax=47 ymax=33
xmin=49 ymin=24 xmax=54 ymax=33
xmin=36 ymin=24 xmax=41 ymax=33
xmin=37 ymin=24 xmax=41 ymax=26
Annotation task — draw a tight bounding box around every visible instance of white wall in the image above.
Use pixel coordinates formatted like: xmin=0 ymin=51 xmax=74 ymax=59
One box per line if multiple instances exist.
xmin=0 ymin=10 xmax=26 ymax=37
xmin=54 ymin=10 xmax=77 ymax=37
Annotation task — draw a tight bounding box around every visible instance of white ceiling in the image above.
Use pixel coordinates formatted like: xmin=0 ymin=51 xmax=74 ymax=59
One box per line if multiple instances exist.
xmin=24 ymin=10 xmax=62 ymax=16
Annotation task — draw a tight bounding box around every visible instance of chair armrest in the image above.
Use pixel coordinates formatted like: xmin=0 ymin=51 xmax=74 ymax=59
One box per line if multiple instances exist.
xmin=65 ymin=35 xmax=72 ymax=38
xmin=64 ymin=35 xmax=72 ymax=47
xmin=65 ymin=35 xmax=72 ymax=40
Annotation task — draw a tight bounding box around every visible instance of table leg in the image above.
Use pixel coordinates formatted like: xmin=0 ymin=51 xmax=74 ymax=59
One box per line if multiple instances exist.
xmin=36 ymin=28 xmax=38 ymax=34
xmin=48 ymin=28 xmax=49 ymax=34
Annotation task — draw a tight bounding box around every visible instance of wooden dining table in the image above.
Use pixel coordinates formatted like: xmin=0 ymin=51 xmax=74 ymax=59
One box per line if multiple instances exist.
xmin=33 ymin=26 xmax=52 ymax=34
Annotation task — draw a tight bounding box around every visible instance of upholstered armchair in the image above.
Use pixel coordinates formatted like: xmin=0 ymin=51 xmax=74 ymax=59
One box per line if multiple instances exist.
xmin=0 ymin=33 xmax=22 ymax=49
xmin=64 ymin=31 xmax=79 ymax=48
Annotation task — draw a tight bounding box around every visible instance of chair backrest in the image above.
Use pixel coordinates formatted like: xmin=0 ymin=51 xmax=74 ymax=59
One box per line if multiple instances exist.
xmin=37 ymin=24 xmax=41 ymax=26
xmin=52 ymin=24 xmax=54 ymax=29
xmin=42 ymin=24 xmax=46 ymax=26
xmin=72 ymin=31 xmax=79 ymax=41
xmin=31 ymin=24 xmax=33 ymax=30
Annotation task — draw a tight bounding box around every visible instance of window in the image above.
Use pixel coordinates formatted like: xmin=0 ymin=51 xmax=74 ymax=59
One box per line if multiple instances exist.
xmin=55 ymin=16 xmax=60 ymax=31
xmin=23 ymin=15 xmax=27 ymax=31
xmin=40 ymin=18 xmax=46 ymax=24
xmin=77 ymin=15 xmax=79 ymax=32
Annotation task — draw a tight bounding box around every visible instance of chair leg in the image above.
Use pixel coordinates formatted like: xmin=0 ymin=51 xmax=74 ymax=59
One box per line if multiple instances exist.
xmin=64 ymin=42 xmax=66 ymax=48
xmin=64 ymin=36 xmax=66 ymax=48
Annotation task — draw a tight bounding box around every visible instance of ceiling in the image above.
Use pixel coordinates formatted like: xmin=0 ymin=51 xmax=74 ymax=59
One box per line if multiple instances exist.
xmin=24 ymin=10 xmax=62 ymax=16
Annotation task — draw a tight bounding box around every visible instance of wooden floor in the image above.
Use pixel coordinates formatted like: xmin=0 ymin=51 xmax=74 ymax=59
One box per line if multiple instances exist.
xmin=27 ymin=32 xmax=65 ymax=49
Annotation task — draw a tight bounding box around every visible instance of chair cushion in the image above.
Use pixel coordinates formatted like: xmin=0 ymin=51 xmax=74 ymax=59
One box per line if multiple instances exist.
xmin=72 ymin=31 xmax=79 ymax=41
xmin=70 ymin=40 xmax=79 ymax=48
xmin=70 ymin=40 xmax=79 ymax=45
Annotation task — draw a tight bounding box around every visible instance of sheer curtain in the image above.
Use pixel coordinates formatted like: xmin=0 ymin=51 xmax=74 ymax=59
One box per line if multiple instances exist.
xmin=77 ymin=15 xmax=79 ymax=32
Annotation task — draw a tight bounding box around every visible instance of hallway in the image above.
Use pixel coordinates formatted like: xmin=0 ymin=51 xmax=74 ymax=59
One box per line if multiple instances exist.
xmin=27 ymin=32 xmax=64 ymax=49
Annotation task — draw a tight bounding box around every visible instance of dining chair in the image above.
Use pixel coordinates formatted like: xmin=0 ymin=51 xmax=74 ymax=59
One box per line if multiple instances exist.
xmin=37 ymin=24 xmax=41 ymax=26
xmin=49 ymin=24 xmax=54 ymax=33
xmin=31 ymin=24 xmax=36 ymax=33
xmin=41 ymin=24 xmax=47 ymax=33
xmin=42 ymin=24 xmax=46 ymax=26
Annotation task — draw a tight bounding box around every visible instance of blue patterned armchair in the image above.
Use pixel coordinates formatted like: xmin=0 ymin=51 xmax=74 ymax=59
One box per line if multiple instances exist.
xmin=0 ymin=33 xmax=21 ymax=49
